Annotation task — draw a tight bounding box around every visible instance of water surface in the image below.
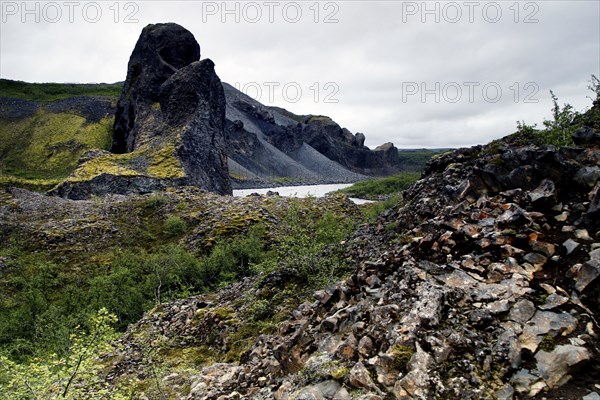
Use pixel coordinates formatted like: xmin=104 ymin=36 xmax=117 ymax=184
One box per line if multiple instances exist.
xmin=233 ymin=183 xmax=373 ymax=204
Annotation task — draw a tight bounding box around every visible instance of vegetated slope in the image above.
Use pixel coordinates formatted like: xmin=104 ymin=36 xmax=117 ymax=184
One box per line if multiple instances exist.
xmin=0 ymin=95 xmax=115 ymax=190
xmin=92 ymin=101 xmax=599 ymax=399
xmin=0 ymin=185 xmax=361 ymax=356
xmin=396 ymin=148 xmax=449 ymax=171
xmin=0 ymin=79 xmax=122 ymax=102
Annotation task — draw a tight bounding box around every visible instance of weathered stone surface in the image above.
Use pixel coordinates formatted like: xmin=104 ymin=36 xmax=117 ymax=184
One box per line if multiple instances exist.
xmin=535 ymin=345 xmax=590 ymax=388
xmin=582 ymin=392 xmax=600 ymax=400
xmin=573 ymin=260 xmax=600 ymax=292
xmin=519 ymin=311 xmax=578 ymax=352
xmin=348 ymin=362 xmax=380 ymax=392
xmin=563 ymin=239 xmax=580 ymax=255
xmin=573 ymin=126 xmax=600 ymax=146
xmin=160 ymin=59 xmax=231 ymax=194
xmin=587 ymin=181 xmax=600 ymax=225
xmin=539 ymin=293 xmax=569 ymax=310
xmin=528 ymin=179 xmax=557 ymax=208
xmin=511 ymin=369 xmax=543 ymax=396
xmin=575 ymin=166 xmax=600 ymax=188
xmin=509 ymin=299 xmax=536 ymax=324
xmin=393 ymin=344 xmax=432 ymax=400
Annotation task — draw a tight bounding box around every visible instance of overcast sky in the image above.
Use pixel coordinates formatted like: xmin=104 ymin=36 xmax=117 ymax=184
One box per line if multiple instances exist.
xmin=1 ymin=0 xmax=599 ymax=148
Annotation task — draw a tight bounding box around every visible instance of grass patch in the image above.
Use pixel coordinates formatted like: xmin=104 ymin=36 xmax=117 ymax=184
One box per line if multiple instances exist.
xmin=391 ymin=344 xmax=414 ymax=373
xmin=339 ymin=172 xmax=420 ymax=200
xmin=0 ymin=79 xmax=121 ymax=103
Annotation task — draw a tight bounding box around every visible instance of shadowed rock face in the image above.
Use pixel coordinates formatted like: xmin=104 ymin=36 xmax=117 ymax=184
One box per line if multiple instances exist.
xmin=112 ymin=23 xmax=200 ymax=153
xmin=161 ymin=59 xmax=231 ymax=195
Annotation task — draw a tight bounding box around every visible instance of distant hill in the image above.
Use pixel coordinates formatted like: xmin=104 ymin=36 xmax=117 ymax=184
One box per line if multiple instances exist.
xmin=396 ymin=148 xmax=450 ymax=171
xmin=0 ymin=79 xmax=122 ymax=102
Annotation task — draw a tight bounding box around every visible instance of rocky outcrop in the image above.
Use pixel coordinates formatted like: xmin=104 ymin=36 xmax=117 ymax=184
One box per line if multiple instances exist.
xmin=2 ymin=73 xmax=405 ymax=193
xmin=111 ymin=23 xmax=200 ymax=153
xmin=51 ymin=23 xmax=231 ymax=199
xmin=0 ymin=97 xmax=39 ymax=120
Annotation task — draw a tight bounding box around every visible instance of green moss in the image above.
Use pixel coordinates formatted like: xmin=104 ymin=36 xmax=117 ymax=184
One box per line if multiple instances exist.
xmin=211 ymin=307 xmax=235 ymax=320
xmin=533 ymin=293 xmax=549 ymax=305
xmin=331 ymin=366 xmax=350 ymax=381
xmin=391 ymin=344 xmax=414 ymax=373
xmin=306 ymin=115 xmax=333 ymax=124
xmin=229 ymin=172 xmax=248 ymax=181
xmin=67 ymin=152 xmax=139 ymax=182
xmin=0 ymin=176 xmax=62 ymax=191
xmin=66 ymin=143 xmax=185 ymax=183
xmin=209 ymin=211 xmax=264 ymax=238
xmin=538 ymin=334 xmax=556 ymax=352
xmin=0 ymin=111 xmax=113 ymax=184
xmin=146 ymin=144 xmax=185 ymax=179
xmin=395 ymin=233 xmax=415 ymax=245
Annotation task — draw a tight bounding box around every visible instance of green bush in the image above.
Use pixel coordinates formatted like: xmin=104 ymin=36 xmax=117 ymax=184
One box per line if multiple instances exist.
xmin=201 ymin=224 xmax=266 ymax=287
xmin=0 ymin=308 xmax=128 ymax=400
xmin=162 ymin=215 xmax=188 ymax=237
xmin=143 ymin=194 xmax=167 ymax=209
xmin=263 ymin=204 xmax=355 ymax=286
xmin=540 ymin=90 xmax=579 ymax=146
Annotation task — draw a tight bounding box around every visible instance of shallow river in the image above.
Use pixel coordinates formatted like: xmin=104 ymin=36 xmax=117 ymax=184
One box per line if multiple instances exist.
xmin=233 ymin=183 xmax=373 ymax=204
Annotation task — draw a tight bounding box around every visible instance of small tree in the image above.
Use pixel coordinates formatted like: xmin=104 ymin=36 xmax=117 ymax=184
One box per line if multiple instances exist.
xmin=541 ymin=90 xmax=579 ymax=146
xmin=0 ymin=308 xmax=126 ymax=399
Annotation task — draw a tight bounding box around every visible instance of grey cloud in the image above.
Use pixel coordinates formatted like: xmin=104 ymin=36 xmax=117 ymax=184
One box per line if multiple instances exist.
xmin=0 ymin=0 xmax=597 ymax=148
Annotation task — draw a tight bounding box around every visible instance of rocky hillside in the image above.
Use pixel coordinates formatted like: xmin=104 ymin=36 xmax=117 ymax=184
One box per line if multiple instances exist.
xmin=1 ymin=105 xmax=599 ymax=398
xmin=223 ymin=84 xmax=402 ymax=188
xmin=83 ymin=101 xmax=598 ymax=399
